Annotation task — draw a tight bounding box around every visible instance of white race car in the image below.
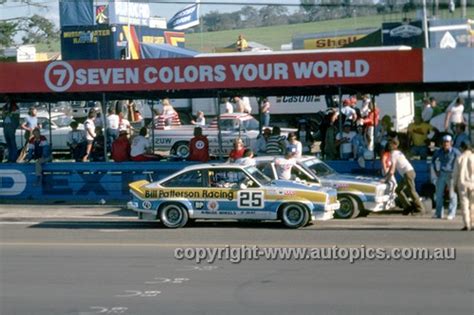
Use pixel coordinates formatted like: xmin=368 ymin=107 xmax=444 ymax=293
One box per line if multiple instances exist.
xmin=255 ymin=156 xmax=392 ymax=219
xmin=128 ymin=163 xmax=339 ymax=228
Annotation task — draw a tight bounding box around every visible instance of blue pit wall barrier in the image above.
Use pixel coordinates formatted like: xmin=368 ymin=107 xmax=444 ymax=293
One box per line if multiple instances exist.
xmin=0 ymin=160 xmax=431 ymax=203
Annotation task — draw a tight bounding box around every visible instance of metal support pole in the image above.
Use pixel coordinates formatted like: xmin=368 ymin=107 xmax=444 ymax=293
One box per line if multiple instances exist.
xmin=422 ymin=0 xmax=430 ymax=48
xmin=151 ymin=100 xmax=155 ymax=153
xmin=215 ymin=92 xmax=223 ymax=161
xmin=257 ymin=96 xmax=263 ymax=136
xmin=468 ymin=85 xmax=472 ymax=143
xmin=461 ymin=0 xmax=467 ymax=18
xmin=338 ymin=87 xmax=343 ymax=138
xmin=48 ymin=102 xmax=52 ymax=148
xmin=371 ymin=95 xmax=376 ymax=165
xmin=102 ymin=93 xmax=108 ymax=162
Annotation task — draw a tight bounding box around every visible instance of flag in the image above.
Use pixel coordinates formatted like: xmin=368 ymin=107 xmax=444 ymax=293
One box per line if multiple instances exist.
xmin=167 ymin=1 xmax=200 ymax=30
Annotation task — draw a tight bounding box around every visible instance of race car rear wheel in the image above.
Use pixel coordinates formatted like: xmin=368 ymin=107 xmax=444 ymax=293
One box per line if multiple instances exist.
xmin=171 ymin=141 xmax=190 ymax=159
xmin=160 ymin=203 xmax=189 ymax=228
xmin=335 ymin=195 xmax=360 ymax=219
xmin=280 ymin=203 xmax=309 ymax=229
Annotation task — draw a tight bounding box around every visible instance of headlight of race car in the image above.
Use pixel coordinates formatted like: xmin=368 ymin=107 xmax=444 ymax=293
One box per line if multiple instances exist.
xmin=375 ymin=184 xmax=389 ymax=203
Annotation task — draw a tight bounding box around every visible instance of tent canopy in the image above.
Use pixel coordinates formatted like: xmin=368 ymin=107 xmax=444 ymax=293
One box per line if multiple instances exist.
xmin=214 ymin=41 xmax=272 ymax=53
xmin=140 ymin=43 xmax=199 ymax=59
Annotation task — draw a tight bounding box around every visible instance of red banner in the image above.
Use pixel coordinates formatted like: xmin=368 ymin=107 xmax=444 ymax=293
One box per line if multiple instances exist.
xmin=0 ymin=49 xmax=423 ymax=94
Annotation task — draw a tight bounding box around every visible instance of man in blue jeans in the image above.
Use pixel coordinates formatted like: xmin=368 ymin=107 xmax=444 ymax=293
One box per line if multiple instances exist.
xmin=431 ymin=135 xmax=461 ymax=219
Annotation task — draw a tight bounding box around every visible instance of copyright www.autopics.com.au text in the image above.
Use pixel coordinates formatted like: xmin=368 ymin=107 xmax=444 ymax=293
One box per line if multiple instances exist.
xmin=174 ymin=245 xmax=456 ymax=264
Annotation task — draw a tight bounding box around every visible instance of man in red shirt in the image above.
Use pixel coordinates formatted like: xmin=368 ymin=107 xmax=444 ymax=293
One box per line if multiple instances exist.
xmin=111 ymin=130 xmax=131 ymax=162
xmin=188 ymin=127 xmax=209 ymax=162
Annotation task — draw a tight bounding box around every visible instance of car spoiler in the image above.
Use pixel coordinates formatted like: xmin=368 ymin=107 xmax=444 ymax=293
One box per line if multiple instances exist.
xmin=129 ymin=180 xmax=150 ymax=196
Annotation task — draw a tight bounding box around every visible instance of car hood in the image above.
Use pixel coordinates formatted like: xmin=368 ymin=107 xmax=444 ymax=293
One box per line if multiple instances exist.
xmin=322 ymin=173 xmax=382 ymax=186
xmin=270 ymin=179 xmax=331 ymax=193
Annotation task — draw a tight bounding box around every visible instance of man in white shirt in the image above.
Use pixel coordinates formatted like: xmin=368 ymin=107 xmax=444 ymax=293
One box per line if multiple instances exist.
xmin=221 ymin=97 xmax=234 ymax=114
xmin=385 ymin=138 xmax=424 ymax=215
xmin=83 ymin=111 xmax=96 ymax=161
xmin=242 ymin=96 xmax=252 ymax=114
xmin=275 ymin=147 xmax=297 ymax=180
xmin=421 ymin=98 xmax=433 ymax=122
xmin=67 ymin=121 xmax=87 ymax=162
xmin=106 ymin=107 xmax=120 ymax=150
xmin=336 ymin=122 xmax=356 ymax=160
xmin=340 ymin=99 xmax=357 ymax=123
xmin=444 ymin=97 xmax=465 ymax=133
xmin=130 ymin=127 xmax=161 ymax=161
xmin=191 ymin=111 xmax=206 ymax=126
xmin=452 ymin=142 xmax=474 ymax=231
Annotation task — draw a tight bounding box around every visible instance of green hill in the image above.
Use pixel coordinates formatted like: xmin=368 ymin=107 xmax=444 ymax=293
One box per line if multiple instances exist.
xmin=185 ymin=8 xmax=474 ymax=52
xmin=36 ymin=8 xmax=473 ymax=53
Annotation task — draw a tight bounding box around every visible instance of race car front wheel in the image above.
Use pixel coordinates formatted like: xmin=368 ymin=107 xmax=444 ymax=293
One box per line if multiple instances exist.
xmin=280 ymin=203 xmax=309 ymax=229
xmin=160 ymin=203 xmax=189 ymax=228
xmin=335 ymin=195 xmax=360 ymax=219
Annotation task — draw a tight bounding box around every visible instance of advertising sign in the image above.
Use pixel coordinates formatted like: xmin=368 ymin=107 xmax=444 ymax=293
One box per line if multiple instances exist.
xmin=382 ymin=21 xmax=425 ymax=47
xmin=429 ymin=18 xmax=472 ymax=48
xmin=167 ymin=3 xmax=200 ymax=30
xmin=0 ymin=49 xmax=423 ymax=94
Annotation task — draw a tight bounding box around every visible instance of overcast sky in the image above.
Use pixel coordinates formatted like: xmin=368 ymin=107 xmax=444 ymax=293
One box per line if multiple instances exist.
xmin=0 ymin=0 xmax=304 ymax=26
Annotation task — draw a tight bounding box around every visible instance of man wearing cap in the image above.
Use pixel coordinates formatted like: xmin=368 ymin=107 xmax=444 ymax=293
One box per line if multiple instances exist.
xmin=431 ymin=135 xmax=461 ymax=220
xmin=385 ymin=138 xmax=424 ymax=215
xmin=336 ymin=122 xmax=356 ymax=160
xmin=274 ymin=147 xmax=297 ymax=180
xmin=452 ymin=142 xmax=474 ymax=231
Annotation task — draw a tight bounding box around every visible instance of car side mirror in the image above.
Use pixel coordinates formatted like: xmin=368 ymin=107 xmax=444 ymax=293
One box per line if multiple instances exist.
xmin=239 ymin=183 xmax=248 ymax=190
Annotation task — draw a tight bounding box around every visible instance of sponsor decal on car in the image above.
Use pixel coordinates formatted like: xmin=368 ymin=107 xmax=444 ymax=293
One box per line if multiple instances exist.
xmin=144 ymin=189 xmax=234 ymax=201
xmin=207 ymin=200 xmax=219 ymax=211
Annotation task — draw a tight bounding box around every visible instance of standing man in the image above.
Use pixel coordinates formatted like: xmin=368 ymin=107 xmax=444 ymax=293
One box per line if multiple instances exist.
xmin=265 ymin=126 xmax=286 ymax=155
xmin=188 ymin=127 xmax=209 ymax=162
xmin=385 ymin=138 xmax=424 ymax=215
xmin=2 ymin=100 xmax=20 ymax=162
xmin=83 ymin=110 xmax=96 ymax=161
xmin=336 ymin=122 xmax=356 ymax=160
xmin=453 ymin=123 xmax=470 ymax=149
xmin=431 ymin=135 xmax=461 ymax=220
xmin=24 ymin=128 xmax=51 ymax=185
xmin=407 ymin=115 xmax=433 ymax=160
xmin=21 ymin=106 xmax=39 ymax=142
xmin=236 ymin=34 xmax=248 ymax=52
xmin=222 ymin=97 xmax=234 ymax=114
xmin=261 ymin=98 xmax=271 ymax=127
xmin=421 ymin=98 xmax=433 ymax=123
xmin=444 ymin=97 xmax=465 ymax=133
xmin=254 ymin=128 xmax=271 ymax=155
xmin=275 ymin=147 xmax=297 ymax=180
xmin=106 ymin=107 xmax=120 ymax=150
xmin=452 ymin=142 xmax=474 ymax=231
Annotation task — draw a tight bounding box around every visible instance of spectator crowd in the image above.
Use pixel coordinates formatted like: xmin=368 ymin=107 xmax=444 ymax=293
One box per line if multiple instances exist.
xmin=1 ymin=94 xmax=472 ymax=230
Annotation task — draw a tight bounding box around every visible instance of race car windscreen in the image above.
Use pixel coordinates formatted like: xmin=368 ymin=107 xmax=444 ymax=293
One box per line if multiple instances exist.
xmin=302 ymin=159 xmax=335 ymax=177
xmin=245 ymin=166 xmax=272 ymax=185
